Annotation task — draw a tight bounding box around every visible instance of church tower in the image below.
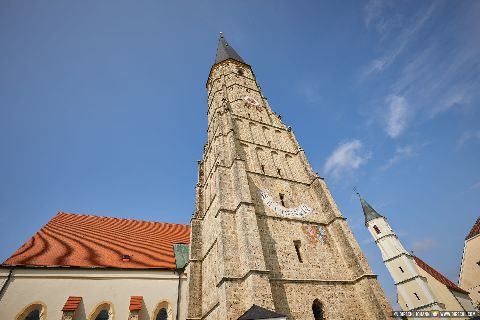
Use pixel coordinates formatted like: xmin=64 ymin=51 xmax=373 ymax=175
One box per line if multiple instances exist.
xmin=186 ymin=34 xmax=393 ymax=320
xmin=358 ymin=194 xmax=444 ymax=313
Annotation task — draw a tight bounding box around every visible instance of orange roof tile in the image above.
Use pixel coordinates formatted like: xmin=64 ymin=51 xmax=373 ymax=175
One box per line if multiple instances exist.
xmin=2 ymin=212 xmax=190 ymax=269
xmin=413 ymin=256 xmax=469 ymax=294
xmin=62 ymin=296 xmax=82 ymax=311
xmin=129 ymin=296 xmax=143 ymax=311
xmin=466 ymin=217 xmax=480 ymax=240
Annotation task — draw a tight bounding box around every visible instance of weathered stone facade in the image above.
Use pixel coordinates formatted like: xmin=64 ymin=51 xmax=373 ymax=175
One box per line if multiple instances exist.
xmin=186 ymin=37 xmax=393 ymax=320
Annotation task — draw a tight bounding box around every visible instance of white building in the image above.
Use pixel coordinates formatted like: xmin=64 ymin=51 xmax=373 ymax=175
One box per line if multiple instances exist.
xmin=358 ymin=194 xmax=475 ymax=317
xmin=0 ymin=212 xmax=190 ymax=320
xmin=459 ymin=217 xmax=480 ymax=307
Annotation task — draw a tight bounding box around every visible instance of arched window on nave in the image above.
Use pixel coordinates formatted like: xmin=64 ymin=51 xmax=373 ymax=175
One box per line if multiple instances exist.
xmin=95 ymin=309 xmax=109 ymax=320
xmin=89 ymin=302 xmax=113 ymax=320
xmin=16 ymin=302 xmax=46 ymax=320
xmin=156 ymin=308 xmax=168 ymax=320
xmin=312 ymin=299 xmax=324 ymax=320
xmin=24 ymin=309 xmax=40 ymax=320
xmin=152 ymin=301 xmax=173 ymax=320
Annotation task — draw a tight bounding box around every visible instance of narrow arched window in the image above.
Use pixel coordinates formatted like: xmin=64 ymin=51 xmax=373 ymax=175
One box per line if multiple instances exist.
xmin=153 ymin=302 xmax=172 ymax=320
xmin=237 ymin=68 xmax=244 ymax=76
xmin=373 ymin=225 xmax=381 ymax=234
xmin=293 ymin=240 xmax=303 ymax=263
xmin=279 ymin=193 xmax=285 ymax=206
xmin=89 ymin=303 xmax=113 ymax=320
xmin=312 ymin=299 xmax=324 ymax=320
xmin=16 ymin=303 xmax=46 ymax=320
xmin=95 ymin=310 xmax=109 ymax=320
xmin=24 ymin=310 xmax=40 ymax=320
xmin=156 ymin=308 xmax=168 ymax=320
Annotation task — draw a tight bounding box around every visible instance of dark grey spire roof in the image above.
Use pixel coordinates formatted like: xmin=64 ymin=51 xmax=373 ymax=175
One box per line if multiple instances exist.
xmin=238 ymin=304 xmax=285 ymax=320
xmin=359 ymin=196 xmax=384 ymax=225
xmin=215 ymin=32 xmax=245 ymax=64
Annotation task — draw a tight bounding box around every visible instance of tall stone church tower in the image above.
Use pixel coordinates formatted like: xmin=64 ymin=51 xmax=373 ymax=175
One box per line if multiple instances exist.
xmin=186 ymin=34 xmax=392 ymax=320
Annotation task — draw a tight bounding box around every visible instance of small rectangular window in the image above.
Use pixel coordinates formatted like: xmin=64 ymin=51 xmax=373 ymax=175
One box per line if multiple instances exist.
xmin=399 ymin=266 xmax=404 ymax=273
xmin=261 ymin=164 xmax=265 ymax=174
xmin=277 ymin=168 xmax=282 ymax=176
xmin=279 ymin=193 xmax=285 ymax=207
xmin=476 ymin=261 xmax=480 ymax=267
xmin=294 ymin=240 xmax=303 ymax=263
xmin=414 ymin=292 xmax=420 ymax=300
xmin=373 ymin=225 xmax=381 ymax=234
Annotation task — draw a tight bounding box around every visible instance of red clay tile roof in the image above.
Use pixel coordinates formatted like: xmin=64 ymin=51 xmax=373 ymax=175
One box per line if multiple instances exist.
xmin=62 ymin=296 xmax=82 ymax=311
xmin=413 ymin=256 xmax=469 ymax=294
xmin=2 ymin=212 xmax=190 ymax=269
xmin=129 ymin=296 xmax=143 ymax=311
xmin=466 ymin=217 xmax=480 ymax=240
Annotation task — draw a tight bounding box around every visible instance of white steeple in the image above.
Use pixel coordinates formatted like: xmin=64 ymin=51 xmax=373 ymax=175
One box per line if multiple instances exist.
xmin=358 ymin=193 xmax=444 ymax=314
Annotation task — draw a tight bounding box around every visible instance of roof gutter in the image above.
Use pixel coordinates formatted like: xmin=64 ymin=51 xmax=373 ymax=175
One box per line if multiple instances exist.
xmin=0 ymin=267 xmax=14 ymax=301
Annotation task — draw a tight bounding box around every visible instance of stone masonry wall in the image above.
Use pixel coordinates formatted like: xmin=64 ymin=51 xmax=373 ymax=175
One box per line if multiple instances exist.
xmin=187 ymin=58 xmax=393 ymax=319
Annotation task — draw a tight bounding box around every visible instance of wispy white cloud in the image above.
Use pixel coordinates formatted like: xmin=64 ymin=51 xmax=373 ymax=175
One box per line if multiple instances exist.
xmin=430 ymin=87 xmax=473 ymax=117
xmin=360 ymin=1 xmax=480 ymax=126
xmin=385 ymin=95 xmax=411 ymax=138
xmin=381 ymin=142 xmax=428 ymax=171
xmin=364 ymin=0 xmax=403 ymax=41
xmin=457 ymin=130 xmax=480 ymax=147
xmin=388 ymin=3 xmax=480 ymax=118
xmin=470 ymin=181 xmax=480 ymax=190
xmin=381 ymin=144 xmax=414 ymax=171
xmin=412 ymin=237 xmax=437 ymax=253
xmin=361 ymin=3 xmax=437 ymax=78
xmin=324 ymin=140 xmax=371 ymax=179
xmin=364 ymin=0 xmax=384 ymax=28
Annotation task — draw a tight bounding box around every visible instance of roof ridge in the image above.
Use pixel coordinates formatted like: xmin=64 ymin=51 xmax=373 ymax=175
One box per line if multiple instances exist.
xmin=465 ymin=216 xmax=480 ymax=240
xmin=55 ymin=211 xmax=190 ymax=227
xmin=413 ymin=255 xmax=469 ymax=294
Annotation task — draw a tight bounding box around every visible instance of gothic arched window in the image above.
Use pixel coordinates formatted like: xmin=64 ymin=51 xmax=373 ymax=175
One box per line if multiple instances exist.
xmin=95 ymin=310 xmax=109 ymax=320
xmin=152 ymin=301 xmax=172 ymax=320
xmin=312 ymin=299 xmax=324 ymax=320
xmin=156 ymin=308 xmax=168 ymax=320
xmin=24 ymin=310 xmax=40 ymax=320
xmin=16 ymin=302 xmax=46 ymax=320
xmin=88 ymin=302 xmax=113 ymax=320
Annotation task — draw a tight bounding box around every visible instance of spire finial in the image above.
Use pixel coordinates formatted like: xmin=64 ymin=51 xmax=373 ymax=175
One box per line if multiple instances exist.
xmin=353 ymin=186 xmax=360 ymax=198
xmin=219 ymin=32 xmax=223 ymax=37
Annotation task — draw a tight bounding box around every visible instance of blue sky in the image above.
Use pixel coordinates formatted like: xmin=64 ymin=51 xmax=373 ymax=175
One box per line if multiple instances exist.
xmin=1 ymin=0 xmax=479 ymax=308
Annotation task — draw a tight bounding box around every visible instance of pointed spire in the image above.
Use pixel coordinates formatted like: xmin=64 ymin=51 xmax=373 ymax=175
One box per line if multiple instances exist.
xmin=356 ymin=191 xmax=384 ymax=225
xmin=215 ymin=32 xmax=245 ymax=64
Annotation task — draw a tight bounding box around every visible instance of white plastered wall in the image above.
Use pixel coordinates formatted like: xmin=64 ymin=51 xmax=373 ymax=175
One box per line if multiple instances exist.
xmin=0 ymin=267 xmax=188 ymax=320
xmin=459 ymin=235 xmax=480 ymax=306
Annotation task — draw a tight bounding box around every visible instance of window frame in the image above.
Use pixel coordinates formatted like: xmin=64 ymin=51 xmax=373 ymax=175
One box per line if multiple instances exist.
xmin=88 ymin=301 xmax=114 ymax=320
xmin=15 ymin=302 xmax=47 ymax=320
xmin=151 ymin=301 xmax=174 ymax=320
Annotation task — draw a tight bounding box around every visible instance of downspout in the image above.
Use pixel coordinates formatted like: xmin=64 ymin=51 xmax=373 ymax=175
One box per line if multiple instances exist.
xmin=0 ymin=267 xmax=14 ymax=301
xmin=176 ymin=268 xmax=185 ymax=320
